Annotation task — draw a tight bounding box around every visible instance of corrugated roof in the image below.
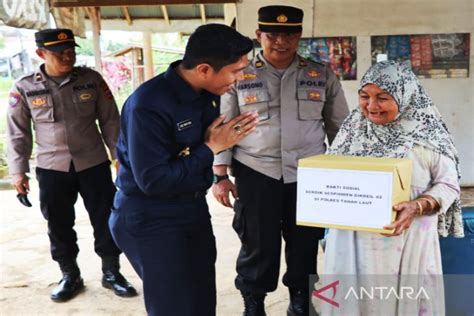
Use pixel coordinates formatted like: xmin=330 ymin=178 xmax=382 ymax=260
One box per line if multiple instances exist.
xmin=97 ymin=4 xmax=224 ymax=20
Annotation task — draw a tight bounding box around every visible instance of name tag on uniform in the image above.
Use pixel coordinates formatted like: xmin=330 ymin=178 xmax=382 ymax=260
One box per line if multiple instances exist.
xmin=177 ymin=119 xmax=193 ymax=131
xmin=73 ymin=83 xmax=95 ymax=91
xmin=26 ymin=89 xmax=50 ymax=97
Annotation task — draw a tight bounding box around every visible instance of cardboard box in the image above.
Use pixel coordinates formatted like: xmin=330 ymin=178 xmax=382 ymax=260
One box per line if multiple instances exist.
xmin=297 ymin=154 xmax=412 ymax=233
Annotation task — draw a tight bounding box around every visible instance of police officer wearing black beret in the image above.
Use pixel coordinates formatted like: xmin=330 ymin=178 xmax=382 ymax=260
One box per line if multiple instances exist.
xmin=6 ymin=28 xmax=137 ymax=302
xmin=213 ymin=5 xmax=349 ymax=316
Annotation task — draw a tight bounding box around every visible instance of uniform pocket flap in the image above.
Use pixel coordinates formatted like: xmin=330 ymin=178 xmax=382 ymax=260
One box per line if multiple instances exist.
xmin=27 ymin=94 xmax=54 ymax=123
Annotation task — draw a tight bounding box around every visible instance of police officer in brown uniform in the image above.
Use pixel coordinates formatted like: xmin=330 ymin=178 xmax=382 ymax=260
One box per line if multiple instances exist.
xmin=6 ymin=29 xmax=136 ymax=302
xmin=212 ymin=6 xmax=349 ymax=316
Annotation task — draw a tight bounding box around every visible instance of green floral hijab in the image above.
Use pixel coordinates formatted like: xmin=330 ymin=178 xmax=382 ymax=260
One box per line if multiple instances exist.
xmin=329 ymin=60 xmax=463 ymax=237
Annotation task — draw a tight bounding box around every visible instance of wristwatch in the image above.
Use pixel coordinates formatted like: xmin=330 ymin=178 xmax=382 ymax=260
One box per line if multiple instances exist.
xmin=213 ymin=174 xmax=229 ymax=184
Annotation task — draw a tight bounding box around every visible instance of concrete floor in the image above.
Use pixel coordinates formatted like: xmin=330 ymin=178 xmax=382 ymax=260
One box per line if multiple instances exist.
xmin=1 ymin=180 xmax=472 ymax=316
xmin=0 ymin=180 xmax=295 ymax=316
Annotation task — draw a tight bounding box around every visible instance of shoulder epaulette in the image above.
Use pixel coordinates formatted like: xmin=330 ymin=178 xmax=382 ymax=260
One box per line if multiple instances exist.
xmin=71 ymin=68 xmax=80 ymax=79
xmin=298 ymin=57 xmax=307 ymax=68
xmin=254 ymin=54 xmax=266 ymax=69
xmin=16 ymin=72 xmax=34 ymax=82
xmin=35 ymin=72 xmax=44 ymax=81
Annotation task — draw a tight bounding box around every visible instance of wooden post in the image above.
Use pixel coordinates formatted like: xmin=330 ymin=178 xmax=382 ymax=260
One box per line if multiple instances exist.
xmin=143 ymin=31 xmax=154 ymax=81
xmin=87 ymin=7 xmax=102 ymax=74
xmin=131 ymin=48 xmax=144 ymax=89
xmin=199 ymin=4 xmax=206 ymax=24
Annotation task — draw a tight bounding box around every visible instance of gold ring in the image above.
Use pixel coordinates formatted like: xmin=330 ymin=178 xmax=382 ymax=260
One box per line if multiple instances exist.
xmin=233 ymin=124 xmax=242 ymax=132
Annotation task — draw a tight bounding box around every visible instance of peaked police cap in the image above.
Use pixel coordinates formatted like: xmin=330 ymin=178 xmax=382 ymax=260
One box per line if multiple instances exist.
xmin=35 ymin=28 xmax=79 ymax=52
xmin=258 ymin=5 xmax=303 ymax=33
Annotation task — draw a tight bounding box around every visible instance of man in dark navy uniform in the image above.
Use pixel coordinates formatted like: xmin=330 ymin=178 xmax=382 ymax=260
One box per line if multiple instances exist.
xmin=109 ymin=24 xmax=258 ymax=316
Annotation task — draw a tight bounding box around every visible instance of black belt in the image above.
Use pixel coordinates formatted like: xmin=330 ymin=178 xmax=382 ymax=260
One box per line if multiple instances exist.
xmin=156 ymin=191 xmax=207 ymax=201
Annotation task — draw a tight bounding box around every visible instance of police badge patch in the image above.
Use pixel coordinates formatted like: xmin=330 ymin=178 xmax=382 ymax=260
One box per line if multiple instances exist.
xmin=244 ymin=95 xmax=258 ymax=104
xmin=307 ymin=70 xmax=320 ymax=78
xmin=243 ymin=73 xmax=257 ymax=80
xmin=307 ymin=91 xmax=321 ymax=101
xmin=9 ymin=92 xmax=21 ymax=107
xmin=31 ymin=97 xmax=47 ymax=107
xmin=80 ymin=93 xmax=92 ymax=101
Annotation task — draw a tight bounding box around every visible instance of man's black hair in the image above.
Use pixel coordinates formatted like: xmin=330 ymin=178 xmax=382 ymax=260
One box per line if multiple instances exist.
xmin=181 ymin=24 xmax=253 ymax=72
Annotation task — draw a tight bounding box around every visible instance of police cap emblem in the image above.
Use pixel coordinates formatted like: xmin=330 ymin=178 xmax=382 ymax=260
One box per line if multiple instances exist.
xmin=276 ymin=14 xmax=288 ymax=23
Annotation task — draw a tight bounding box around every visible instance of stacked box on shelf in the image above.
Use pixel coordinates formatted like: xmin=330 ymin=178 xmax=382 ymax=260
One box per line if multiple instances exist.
xmin=410 ymin=36 xmax=422 ymax=70
xmin=386 ymin=36 xmax=410 ymax=61
xmin=420 ymin=35 xmax=433 ymax=70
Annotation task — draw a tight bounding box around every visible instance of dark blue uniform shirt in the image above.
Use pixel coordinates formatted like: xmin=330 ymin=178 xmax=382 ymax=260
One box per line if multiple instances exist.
xmin=115 ymin=61 xmax=219 ymax=202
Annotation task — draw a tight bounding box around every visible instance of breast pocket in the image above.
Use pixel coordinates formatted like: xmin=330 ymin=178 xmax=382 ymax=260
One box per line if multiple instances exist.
xmin=237 ymin=89 xmax=270 ymax=121
xmin=175 ymin=123 xmax=203 ymax=148
xmin=27 ymin=95 xmax=55 ymax=123
xmin=297 ymin=88 xmax=325 ymax=120
xmin=73 ymin=90 xmax=97 ymax=117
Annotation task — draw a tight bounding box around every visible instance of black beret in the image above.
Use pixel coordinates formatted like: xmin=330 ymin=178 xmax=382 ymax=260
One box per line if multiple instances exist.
xmin=35 ymin=29 xmax=79 ymax=52
xmin=258 ymin=5 xmax=303 ymax=33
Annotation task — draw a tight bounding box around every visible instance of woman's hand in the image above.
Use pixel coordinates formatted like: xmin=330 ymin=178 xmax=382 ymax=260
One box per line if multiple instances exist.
xmin=382 ymin=201 xmax=419 ymax=237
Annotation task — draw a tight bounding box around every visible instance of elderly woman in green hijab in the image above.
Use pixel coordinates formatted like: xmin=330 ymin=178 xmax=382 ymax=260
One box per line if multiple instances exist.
xmin=322 ymin=61 xmax=463 ymax=315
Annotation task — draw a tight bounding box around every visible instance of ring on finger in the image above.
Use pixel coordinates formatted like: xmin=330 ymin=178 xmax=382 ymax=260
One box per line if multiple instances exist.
xmin=233 ymin=124 xmax=242 ymax=133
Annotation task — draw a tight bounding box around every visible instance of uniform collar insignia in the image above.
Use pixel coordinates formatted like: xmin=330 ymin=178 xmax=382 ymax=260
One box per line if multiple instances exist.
xmin=255 ymin=54 xmax=266 ymax=69
xmin=178 ymin=146 xmax=191 ymax=157
xmin=255 ymin=60 xmax=264 ymax=69
xmin=34 ymin=72 xmax=45 ymax=83
xmin=298 ymin=57 xmax=307 ymax=68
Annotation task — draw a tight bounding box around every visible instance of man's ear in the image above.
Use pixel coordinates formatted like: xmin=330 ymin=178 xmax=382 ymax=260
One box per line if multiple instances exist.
xmin=195 ymin=63 xmax=213 ymax=78
xmin=36 ymin=48 xmax=45 ymax=60
xmin=255 ymin=30 xmax=262 ymax=43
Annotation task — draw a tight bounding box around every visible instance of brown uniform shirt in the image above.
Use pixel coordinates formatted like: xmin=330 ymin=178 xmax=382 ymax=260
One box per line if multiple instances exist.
xmin=214 ymin=52 xmax=349 ymax=183
xmin=6 ymin=65 xmax=120 ymax=174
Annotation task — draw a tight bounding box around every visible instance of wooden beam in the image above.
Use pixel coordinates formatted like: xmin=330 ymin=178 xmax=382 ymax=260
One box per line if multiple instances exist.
xmin=161 ymin=5 xmax=170 ymax=25
xmin=199 ymin=4 xmax=206 ymax=24
xmin=85 ymin=17 xmax=225 ymax=33
xmin=51 ymin=0 xmax=235 ymax=7
xmin=121 ymin=6 xmax=132 ymax=26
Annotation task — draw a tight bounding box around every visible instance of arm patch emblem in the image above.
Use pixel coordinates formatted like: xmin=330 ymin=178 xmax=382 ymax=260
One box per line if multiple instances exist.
xmin=9 ymin=92 xmax=21 ymax=107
